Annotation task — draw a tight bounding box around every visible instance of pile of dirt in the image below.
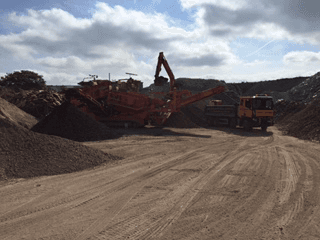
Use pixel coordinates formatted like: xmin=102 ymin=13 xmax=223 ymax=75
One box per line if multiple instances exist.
xmin=0 ymin=98 xmax=38 ymax=129
xmin=274 ymin=100 xmax=306 ymax=122
xmin=0 ymin=117 xmax=123 ymax=180
xmin=287 ymin=72 xmax=320 ymax=103
xmin=0 ymin=87 xmax=66 ymax=119
xmin=241 ymin=76 xmax=308 ymax=97
xmin=179 ymin=105 xmax=208 ymax=128
xmin=273 ymin=71 xmax=320 ymax=123
xmin=31 ymin=102 xmax=119 ymax=142
xmin=276 ymin=99 xmax=320 ymax=142
xmin=0 ymin=88 xmax=122 ymax=180
xmin=164 ymin=111 xmax=199 ymax=128
xmin=175 ymin=78 xmax=225 ymax=93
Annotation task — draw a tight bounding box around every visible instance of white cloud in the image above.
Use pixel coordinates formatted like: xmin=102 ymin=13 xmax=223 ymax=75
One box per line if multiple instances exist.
xmin=36 ymin=56 xmax=89 ymax=70
xmin=181 ymin=0 xmax=320 ymax=45
xmin=1 ymin=1 xmax=320 ymax=87
xmin=180 ymin=0 xmax=249 ymax=11
xmin=283 ymin=51 xmax=320 ymax=65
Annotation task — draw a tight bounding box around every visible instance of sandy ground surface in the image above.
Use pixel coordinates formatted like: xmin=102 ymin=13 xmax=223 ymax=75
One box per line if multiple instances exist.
xmin=1 ymin=125 xmax=320 ymax=240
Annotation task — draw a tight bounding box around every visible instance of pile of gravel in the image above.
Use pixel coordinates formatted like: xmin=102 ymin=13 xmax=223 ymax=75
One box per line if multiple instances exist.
xmin=31 ymin=102 xmax=119 ymax=142
xmin=0 ymin=98 xmax=38 ymax=129
xmin=276 ymin=99 xmax=320 ymax=142
xmin=0 ymin=115 xmax=122 ymax=180
xmin=164 ymin=111 xmax=199 ymax=128
xmin=287 ymin=72 xmax=320 ymax=103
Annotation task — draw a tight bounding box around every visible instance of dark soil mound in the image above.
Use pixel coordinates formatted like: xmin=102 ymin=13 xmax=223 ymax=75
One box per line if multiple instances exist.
xmin=276 ymin=99 xmax=320 ymax=142
xmin=242 ymin=76 xmax=308 ymax=96
xmin=180 ymin=105 xmax=208 ymax=128
xmin=164 ymin=111 xmax=199 ymax=128
xmin=0 ymin=117 xmax=123 ymax=180
xmin=274 ymin=100 xmax=306 ymax=122
xmin=31 ymin=102 xmax=119 ymax=142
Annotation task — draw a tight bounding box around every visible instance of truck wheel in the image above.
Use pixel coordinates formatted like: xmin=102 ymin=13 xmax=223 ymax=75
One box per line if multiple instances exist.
xmin=229 ymin=118 xmax=236 ymax=129
xmin=243 ymin=119 xmax=252 ymax=131
xmin=261 ymin=125 xmax=267 ymax=132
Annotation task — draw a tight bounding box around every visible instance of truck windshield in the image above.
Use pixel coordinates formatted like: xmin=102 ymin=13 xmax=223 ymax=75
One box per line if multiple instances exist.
xmin=252 ymin=98 xmax=274 ymax=110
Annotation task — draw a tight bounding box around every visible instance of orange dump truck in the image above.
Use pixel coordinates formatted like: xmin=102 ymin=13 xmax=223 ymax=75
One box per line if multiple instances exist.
xmin=205 ymin=94 xmax=275 ymax=131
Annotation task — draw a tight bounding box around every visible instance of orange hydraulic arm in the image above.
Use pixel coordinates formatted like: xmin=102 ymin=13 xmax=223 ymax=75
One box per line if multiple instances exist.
xmin=154 ymin=52 xmax=176 ymax=91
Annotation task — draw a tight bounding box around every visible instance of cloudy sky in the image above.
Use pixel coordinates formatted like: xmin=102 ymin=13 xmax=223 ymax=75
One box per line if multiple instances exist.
xmin=1 ymin=0 xmax=320 ymax=87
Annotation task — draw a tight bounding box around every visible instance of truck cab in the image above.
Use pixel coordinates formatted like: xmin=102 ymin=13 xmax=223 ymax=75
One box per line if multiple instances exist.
xmin=238 ymin=94 xmax=274 ymax=131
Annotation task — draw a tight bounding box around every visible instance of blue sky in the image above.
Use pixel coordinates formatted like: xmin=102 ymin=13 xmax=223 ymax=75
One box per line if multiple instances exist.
xmin=1 ymin=0 xmax=320 ymax=87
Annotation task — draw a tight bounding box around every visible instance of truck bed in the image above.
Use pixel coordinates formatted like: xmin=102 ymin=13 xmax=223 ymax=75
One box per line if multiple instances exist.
xmin=204 ymin=105 xmax=237 ymax=118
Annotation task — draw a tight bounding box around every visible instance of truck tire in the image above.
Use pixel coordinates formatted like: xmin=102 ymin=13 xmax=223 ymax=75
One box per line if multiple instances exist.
xmin=243 ymin=119 xmax=252 ymax=131
xmin=229 ymin=118 xmax=237 ymax=129
xmin=261 ymin=125 xmax=267 ymax=132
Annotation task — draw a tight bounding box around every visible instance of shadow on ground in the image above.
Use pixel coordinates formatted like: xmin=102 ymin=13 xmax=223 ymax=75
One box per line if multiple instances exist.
xmin=109 ymin=124 xmax=273 ymax=139
xmin=109 ymin=125 xmax=213 ymax=139
xmin=206 ymin=125 xmax=274 ymax=137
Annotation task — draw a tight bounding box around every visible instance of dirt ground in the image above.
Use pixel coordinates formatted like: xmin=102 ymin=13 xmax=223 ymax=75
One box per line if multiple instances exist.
xmin=1 ymin=125 xmax=320 ymax=240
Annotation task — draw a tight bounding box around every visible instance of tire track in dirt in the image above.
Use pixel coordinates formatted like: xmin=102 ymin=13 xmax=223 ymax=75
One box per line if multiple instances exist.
xmin=277 ymin=146 xmax=302 ymax=205
xmin=273 ymin=146 xmax=306 ymax=237
xmin=0 ymin=170 xmax=126 ymax=225
xmin=84 ymin=135 xmax=255 ymax=239
xmin=3 ymin=127 xmax=299 ymax=240
xmin=0 ymin=165 xmax=126 ymax=220
xmin=207 ymin=149 xmax=275 ymax=239
xmin=243 ymin=139 xmax=320 ymax=239
xmin=74 ymin=146 xmax=214 ymax=240
xmin=1 ymin=139 xmax=208 ymax=239
xmin=107 ymin=137 xmax=259 ymax=239
xmin=157 ymin=137 xmax=278 ymax=239
xmin=0 ymin=166 xmax=150 ymax=240
xmin=278 ymin=147 xmax=320 ymax=239
xmin=0 ymin=140 xmax=175 ymax=225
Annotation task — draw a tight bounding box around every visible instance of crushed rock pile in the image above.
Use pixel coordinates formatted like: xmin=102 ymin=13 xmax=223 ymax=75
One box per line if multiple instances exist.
xmin=0 ymin=87 xmax=65 ymax=119
xmin=274 ymin=100 xmax=306 ymax=122
xmin=0 ymin=112 xmax=122 ymax=180
xmin=31 ymin=102 xmax=119 ymax=142
xmin=287 ymin=72 xmax=320 ymax=103
xmin=273 ymin=71 xmax=320 ymax=125
xmin=180 ymin=105 xmax=208 ymax=128
xmin=0 ymin=98 xmax=38 ymax=129
xmin=175 ymin=78 xmax=226 ymax=94
xmin=275 ymin=99 xmax=320 ymax=143
xmin=241 ymin=76 xmax=308 ymax=97
xmin=164 ymin=111 xmax=199 ymax=128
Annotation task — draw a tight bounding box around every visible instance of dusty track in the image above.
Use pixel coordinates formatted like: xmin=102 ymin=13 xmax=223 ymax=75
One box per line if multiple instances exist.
xmin=1 ymin=126 xmax=320 ymax=239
